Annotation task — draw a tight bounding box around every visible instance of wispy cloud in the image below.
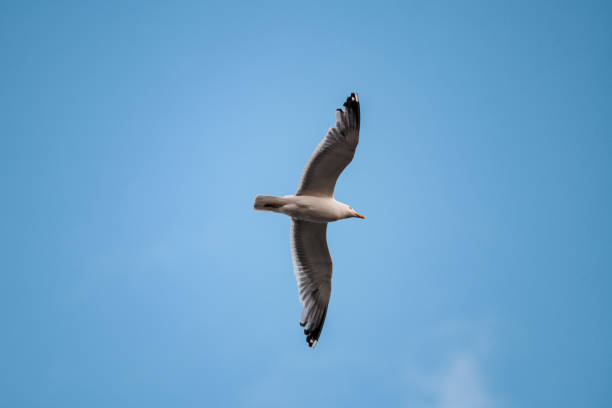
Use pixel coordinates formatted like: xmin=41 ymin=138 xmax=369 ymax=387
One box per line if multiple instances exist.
xmin=437 ymin=352 xmax=494 ymax=408
xmin=240 ymin=319 xmax=505 ymax=408
xmin=405 ymin=351 xmax=498 ymax=408
xmin=404 ymin=319 xmax=503 ymax=408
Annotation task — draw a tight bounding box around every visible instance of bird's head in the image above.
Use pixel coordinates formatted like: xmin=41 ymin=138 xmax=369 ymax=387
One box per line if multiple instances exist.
xmin=346 ymin=205 xmax=365 ymax=220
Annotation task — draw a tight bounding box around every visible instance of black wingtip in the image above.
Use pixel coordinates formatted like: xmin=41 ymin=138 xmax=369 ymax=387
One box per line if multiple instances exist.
xmin=301 ymin=306 xmax=328 ymax=348
xmin=343 ymin=92 xmax=359 ymax=109
xmin=339 ymin=92 xmax=360 ymax=131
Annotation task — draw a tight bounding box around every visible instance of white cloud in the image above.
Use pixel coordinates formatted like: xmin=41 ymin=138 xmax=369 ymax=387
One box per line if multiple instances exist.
xmin=405 ymin=351 xmax=497 ymax=408
xmin=437 ymin=352 xmax=493 ymax=408
xmin=403 ymin=319 xmax=503 ymax=408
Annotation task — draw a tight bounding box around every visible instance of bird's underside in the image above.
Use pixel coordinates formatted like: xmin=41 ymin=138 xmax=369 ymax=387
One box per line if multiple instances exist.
xmin=254 ymin=92 xmax=361 ymax=347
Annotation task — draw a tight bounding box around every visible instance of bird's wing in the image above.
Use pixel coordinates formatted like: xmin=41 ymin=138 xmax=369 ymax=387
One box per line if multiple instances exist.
xmin=290 ymin=219 xmax=332 ymax=348
xmin=296 ymin=93 xmax=360 ymax=197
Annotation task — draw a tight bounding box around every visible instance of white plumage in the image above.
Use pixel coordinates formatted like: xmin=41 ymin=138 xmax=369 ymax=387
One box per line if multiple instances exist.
xmin=254 ymin=93 xmax=363 ymax=347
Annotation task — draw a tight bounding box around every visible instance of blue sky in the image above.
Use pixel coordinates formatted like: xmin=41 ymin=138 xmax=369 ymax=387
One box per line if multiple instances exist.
xmin=1 ymin=1 xmax=611 ymax=407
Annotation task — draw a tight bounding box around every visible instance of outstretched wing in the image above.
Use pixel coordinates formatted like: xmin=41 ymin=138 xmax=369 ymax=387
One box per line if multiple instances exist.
xmin=290 ymin=220 xmax=332 ymax=348
xmin=296 ymin=93 xmax=360 ymax=197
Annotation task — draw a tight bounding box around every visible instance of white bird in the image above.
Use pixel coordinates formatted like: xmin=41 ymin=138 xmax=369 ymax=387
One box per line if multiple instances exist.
xmin=254 ymin=93 xmax=364 ymax=348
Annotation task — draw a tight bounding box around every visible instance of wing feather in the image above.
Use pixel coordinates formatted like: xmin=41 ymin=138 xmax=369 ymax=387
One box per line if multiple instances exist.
xmin=296 ymin=93 xmax=360 ymax=197
xmin=290 ymin=220 xmax=332 ymax=347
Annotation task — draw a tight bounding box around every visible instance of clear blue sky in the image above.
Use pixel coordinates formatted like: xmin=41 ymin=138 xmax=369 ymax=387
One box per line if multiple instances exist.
xmin=2 ymin=1 xmax=611 ymax=407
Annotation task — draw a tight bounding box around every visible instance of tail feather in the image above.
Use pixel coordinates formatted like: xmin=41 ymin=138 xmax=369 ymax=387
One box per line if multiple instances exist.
xmin=254 ymin=195 xmax=286 ymax=211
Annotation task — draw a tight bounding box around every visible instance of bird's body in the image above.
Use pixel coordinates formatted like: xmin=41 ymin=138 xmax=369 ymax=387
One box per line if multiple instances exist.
xmin=254 ymin=93 xmax=363 ymax=348
xmin=254 ymin=195 xmax=358 ymax=223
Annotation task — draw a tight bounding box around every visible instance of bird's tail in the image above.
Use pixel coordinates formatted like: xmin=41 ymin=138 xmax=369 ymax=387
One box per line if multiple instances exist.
xmin=253 ymin=195 xmax=287 ymax=212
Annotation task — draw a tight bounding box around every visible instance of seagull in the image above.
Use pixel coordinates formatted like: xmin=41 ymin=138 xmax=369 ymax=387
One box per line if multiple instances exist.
xmin=254 ymin=92 xmax=364 ymax=348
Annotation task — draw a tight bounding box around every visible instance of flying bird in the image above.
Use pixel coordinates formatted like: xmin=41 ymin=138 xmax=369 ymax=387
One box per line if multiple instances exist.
xmin=254 ymin=92 xmax=364 ymax=348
